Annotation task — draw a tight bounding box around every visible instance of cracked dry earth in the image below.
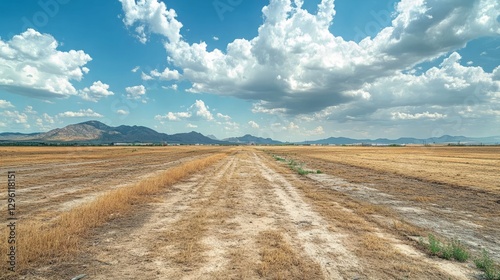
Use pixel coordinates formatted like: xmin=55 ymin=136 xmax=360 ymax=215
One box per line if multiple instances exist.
xmin=38 ymin=148 xmax=477 ymax=280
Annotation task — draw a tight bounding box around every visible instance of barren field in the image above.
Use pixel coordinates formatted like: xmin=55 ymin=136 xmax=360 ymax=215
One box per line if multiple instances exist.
xmin=1 ymin=146 xmax=499 ymax=279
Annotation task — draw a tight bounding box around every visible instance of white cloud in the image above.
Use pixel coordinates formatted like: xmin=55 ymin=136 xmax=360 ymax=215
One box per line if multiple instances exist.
xmin=80 ymin=81 xmax=114 ymax=102
xmin=35 ymin=113 xmax=55 ymax=130
xmin=24 ymin=106 xmax=37 ymax=114
xmin=287 ymin=122 xmax=299 ymax=131
xmin=119 ymin=0 xmax=183 ymax=44
xmin=391 ymin=111 xmax=447 ymax=120
xmin=213 ymin=36 xmax=219 ymax=41
xmin=141 ymin=72 xmax=153 ymax=81
xmin=187 ymin=123 xmax=197 ymax=128
xmin=41 ymin=113 xmax=55 ymax=124
xmin=309 ymin=126 xmax=325 ymax=135
xmin=0 ymin=100 xmax=14 ymax=109
xmin=57 ymin=109 xmax=103 ymax=118
xmin=155 ymin=111 xmax=190 ymax=121
xmin=120 ymin=0 xmax=500 ymax=119
xmin=155 ymin=99 xmax=214 ymax=122
xmin=0 ymin=29 xmax=92 ymax=98
xmin=116 ymin=109 xmax=129 ymax=115
xmin=248 ymin=120 xmax=260 ymax=129
xmin=149 ymin=67 xmax=181 ymax=80
xmin=192 ymin=100 xmax=213 ymax=121
xmin=224 ymin=121 xmax=239 ymax=131
xmin=216 ymin=113 xmax=231 ymax=121
xmin=131 ymin=66 xmax=140 ymax=72
xmin=2 ymin=110 xmax=28 ymax=124
xmin=125 ymin=85 xmax=146 ymax=100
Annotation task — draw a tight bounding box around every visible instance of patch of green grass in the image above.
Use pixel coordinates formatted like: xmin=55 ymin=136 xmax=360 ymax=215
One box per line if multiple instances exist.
xmin=475 ymin=250 xmax=500 ymax=280
xmin=273 ymin=155 xmax=286 ymax=162
xmin=316 ymin=170 xmax=322 ymax=174
xmin=427 ymin=234 xmax=442 ymax=256
xmin=296 ymin=167 xmax=312 ymax=176
xmin=423 ymin=235 xmax=470 ymax=262
xmin=272 ymin=155 xmax=317 ymax=176
xmin=448 ymin=239 xmax=469 ymax=262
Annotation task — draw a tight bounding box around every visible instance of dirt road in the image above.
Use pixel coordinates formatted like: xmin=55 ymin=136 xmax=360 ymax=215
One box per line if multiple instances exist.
xmin=31 ymin=148 xmax=479 ymax=279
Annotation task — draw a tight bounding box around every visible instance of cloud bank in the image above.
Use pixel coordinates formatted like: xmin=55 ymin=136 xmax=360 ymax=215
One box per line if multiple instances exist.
xmin=120 ymin=0 xmax=500 ymax=123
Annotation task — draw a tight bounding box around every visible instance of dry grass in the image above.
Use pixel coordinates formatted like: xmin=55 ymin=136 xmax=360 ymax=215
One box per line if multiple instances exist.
xmin=261 ymin=146 xmax=500 ymax=193
xmin=0 ymin=152 xmax=227 ymax=275
xmin=260 ymin=153 xmax=444 ymax=279
xmin=257 ymin=230 xmax=323 ymax=280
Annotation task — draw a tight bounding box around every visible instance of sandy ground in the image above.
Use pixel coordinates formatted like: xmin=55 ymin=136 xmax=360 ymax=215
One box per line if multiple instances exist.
xmin=0 ymin=147 xmax=220 ymax=222
xmin=22 ymin=148 xmax=485 ymax=279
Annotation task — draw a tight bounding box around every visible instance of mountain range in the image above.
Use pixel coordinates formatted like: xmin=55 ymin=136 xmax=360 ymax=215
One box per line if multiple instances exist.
xmin=0 ymin=120 xmax=498 ymax=145
xmin=0 ymin=120 xmax=224 ymax=145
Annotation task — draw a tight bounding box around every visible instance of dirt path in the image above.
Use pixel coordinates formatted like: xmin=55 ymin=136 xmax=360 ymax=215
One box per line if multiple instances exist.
xmin=33 ymin=149 xmax=477 ymax=279
xmin=270 ymin=151 xmax=500 ymax=263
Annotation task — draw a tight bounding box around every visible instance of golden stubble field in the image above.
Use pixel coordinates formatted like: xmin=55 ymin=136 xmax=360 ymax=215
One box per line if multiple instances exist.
xmin=1 ymin=146 xmax=499 ymax=279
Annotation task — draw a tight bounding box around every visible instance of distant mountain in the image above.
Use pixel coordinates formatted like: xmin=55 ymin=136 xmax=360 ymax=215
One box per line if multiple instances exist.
xmin=0 ymin=121 xmax=224 ymax=144
xmin=223 ymin=134 xmax=282 ymax=145
xmin=0 ymin=132 xmax=42 ymax=140
xmin=206 ymin=134 xmax=218 ymax=140
xmin=2 ymin=121 xmax=498 ymax=145
xmin=301 ymin=135 xmax=500 ymax=145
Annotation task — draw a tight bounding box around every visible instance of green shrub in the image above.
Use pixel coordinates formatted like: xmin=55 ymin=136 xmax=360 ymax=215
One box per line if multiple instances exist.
xmin=425 ymin=235 xmax=469 ymax=262
xmin=475 ymin=250 xmax=500 ymax=280
xmin=428 ymin=234 xmax=442 ymax=256
xmin=449 ymin=239 xmax=469 ymax=262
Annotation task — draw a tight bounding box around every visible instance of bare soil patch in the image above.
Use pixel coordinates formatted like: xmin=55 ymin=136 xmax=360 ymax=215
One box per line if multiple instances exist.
xmin=2 ymin=147 xmax=492 ymax=279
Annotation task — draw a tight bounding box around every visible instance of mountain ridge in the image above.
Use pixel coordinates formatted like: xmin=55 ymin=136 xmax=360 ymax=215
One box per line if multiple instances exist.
xmin=1 ymin=120 xmax=498 ymax=145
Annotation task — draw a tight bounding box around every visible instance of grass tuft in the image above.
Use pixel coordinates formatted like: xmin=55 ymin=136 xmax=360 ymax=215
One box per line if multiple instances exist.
xmin=474 ymin=250 xmax=500 ymax=280
xmin=422 ymin=234 xmax=470 ymax=262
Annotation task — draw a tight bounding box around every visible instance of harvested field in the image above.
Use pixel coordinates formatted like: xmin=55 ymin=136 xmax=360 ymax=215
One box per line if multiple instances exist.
xmin=1 ymin=146 xmax=499 ymax=279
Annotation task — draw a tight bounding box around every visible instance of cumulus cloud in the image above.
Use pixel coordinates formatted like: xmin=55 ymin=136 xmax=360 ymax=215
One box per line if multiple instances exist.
xmin=248 ymin=120 xmax=260 ymax=129
xmin=120 ymin=0 xmax=500 ymax=120
xmin=192 ymin=100 xmax=213 ymax=121
xmin=116 ymin=109 xmax=129 ymax=115
xmin=149 ymin=67 xmax=181 ymax=80
xmin=391 ymin=111 xmax=447 ymax=120
xmin=187 ymin=123 xmax=197 ymax=128
xmin=35 ymin=113 xmax=56 ymax=130
xmin=57 ymin=109 xmax=103 ymax=118
xmin=309 ymin=126 xmax=325 ymax=135
xmin=216 ymin=113 xmax=231 ymax=121
xmin=80 ymin=81 xmax=114 ymax=102
xmin=0 ymin=100 xmax=14 ymax=109
xmin=125 ymin=85 xmax=147 ymax=100
xmin=2 ymin=110 xmax=28 ymax=124
xmin=155 ymin=99 xmax=214 ymax=121
xmin=24 ymin=106 xmax=37 ymax=114
xmin=119 ymin=0 xmax=183 ymax=44
xmin=0 ymin=29 xmax=92 ymax=98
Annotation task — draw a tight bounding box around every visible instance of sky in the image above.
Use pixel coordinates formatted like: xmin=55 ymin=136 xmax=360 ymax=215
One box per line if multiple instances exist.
xmin=0 ymin=0 xmax=499 ymax=142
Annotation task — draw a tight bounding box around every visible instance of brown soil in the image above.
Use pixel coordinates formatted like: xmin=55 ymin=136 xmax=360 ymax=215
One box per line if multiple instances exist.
xmin=2 ymin=146 xmax=496 ymax=279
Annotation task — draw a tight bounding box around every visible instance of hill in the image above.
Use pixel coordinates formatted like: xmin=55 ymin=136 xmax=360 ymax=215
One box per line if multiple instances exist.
xmin=223 ymin=134 xmax=282 ymax=145
xmin=0 ymin=121 xmax=223 ymax=145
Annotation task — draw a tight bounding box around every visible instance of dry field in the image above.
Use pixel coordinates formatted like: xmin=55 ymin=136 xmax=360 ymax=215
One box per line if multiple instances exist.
xmin=1 ymin=146 xmax=499 ymax=279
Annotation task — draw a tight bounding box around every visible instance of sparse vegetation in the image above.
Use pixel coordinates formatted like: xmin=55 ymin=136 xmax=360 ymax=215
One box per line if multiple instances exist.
xmin=1 ymin=150 xmax=227 ymax=273
xmin=273 ymin=154 xmax=316 ymax=175
xmin=2 ymin=146 xmax=499 ymax=279
xmin=475 ymin=250 xmax=500 ymax=280
xmin=420 ymin=234 xmax=469 ymax=262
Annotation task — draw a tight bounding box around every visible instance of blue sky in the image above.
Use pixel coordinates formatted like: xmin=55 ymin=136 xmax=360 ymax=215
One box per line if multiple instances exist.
xmin=0 ymin=0 xmax=499 ymax=141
